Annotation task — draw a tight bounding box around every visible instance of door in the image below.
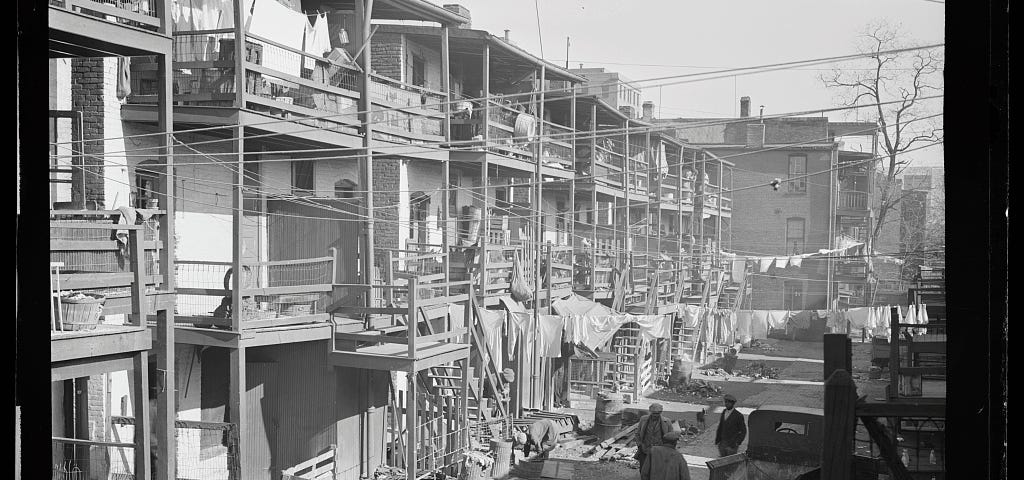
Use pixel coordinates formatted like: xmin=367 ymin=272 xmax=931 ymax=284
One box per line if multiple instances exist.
xmin=266 ymin=199 xmax=361 ymax=305
xmin=244 ymin=362 xmax=279 ymax=480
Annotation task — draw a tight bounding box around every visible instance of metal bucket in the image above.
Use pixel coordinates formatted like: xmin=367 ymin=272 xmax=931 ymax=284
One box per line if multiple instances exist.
xmin=489 ymin=439 xmax=513 ymax=479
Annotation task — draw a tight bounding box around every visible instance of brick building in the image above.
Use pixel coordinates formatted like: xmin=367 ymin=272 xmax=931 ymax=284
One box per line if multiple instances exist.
xmin=656 ymin=97 xmax=879 ymax=309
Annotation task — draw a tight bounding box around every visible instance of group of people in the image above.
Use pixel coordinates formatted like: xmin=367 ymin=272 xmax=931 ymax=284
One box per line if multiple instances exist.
xmin=508 ymin=393 xmax=747 ymax=480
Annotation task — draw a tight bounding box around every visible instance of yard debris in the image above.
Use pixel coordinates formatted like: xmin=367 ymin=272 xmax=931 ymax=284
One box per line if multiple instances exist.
xmin=737 ymin=361 xmax=781 ymax=379
xmin=373 ymin=466 xmax=407 ymax=480
xmin=750 ymin=339 xmax=783 ymax=352
xmin=674 ymin=379 xmax=724 ymax=398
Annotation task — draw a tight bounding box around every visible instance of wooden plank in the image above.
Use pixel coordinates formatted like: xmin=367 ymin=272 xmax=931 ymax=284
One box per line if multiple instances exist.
xmin=241 ymin=284 xmax=333 ymax=296
xmin=855 ymin=402 xmax=946 ymax=418
xmin=50 ymin=239 xmax=164 ymax=251
xmin=242 ymin=313 xmax=330 ymax=329
xmin=51 ymin=353 xmax=136 ymax=381
xmin=822 ymin=369 xmax=856 ymax=480
xmin=326 ymin=306 xmax=408 ymax=315
xmin=334 ymin=332 xmax=410 ymax=345
xmin=57 ymin=273 xmax=163 ymax=290
xmin=416 ymin=329 xmax=467 ymax=343
xmin=599 ymin=423 xmax=638 ymax=448
xmin=245 ymin=256 xmax=335 ymax=267
xmin=67 ymin=0 xmax=162 ymax=27
xmin=51 ymin=329 xmax=152 ymax=363
xmin=51 ymin=436 xmax=136 ymax=448
xmin=176 ymin=287 xmax=232 ymax=296
xmin=898 ymin=366 xmax=945 ymax=376
xmin=50 ymin=222 xmax=141 ymax=230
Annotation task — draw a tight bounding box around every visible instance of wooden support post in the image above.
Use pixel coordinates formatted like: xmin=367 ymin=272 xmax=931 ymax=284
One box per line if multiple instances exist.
xmin=231 ymin=125 xmax=244 ymax=332
xmin=590 ymin=104 xmax=598 ymax=295
xmin=441 ymin=24 xmax=451 ymax=299
xmin=133 ymin=351 xmax=152 ymax=480
xmin=889 ymin=306 xmax=899 ymax=400
xmin=407 ymin=371 xmax=418 ymax=480
xmin=128 ymin=229 xmax=145 ymax=325
xmin=824 ymin=333 xmax=852 ymax=382
xmin=623 ymin=120 xmax=630 ymax=266
xmin=408 ymin=277 xmax=418 ymax=360
xmin=480 ymin=42 xmax=491 ymax=302
xmin=357 ymin=0 xmax=376 ymax=297
xmin=822 ymin=369 xmax=856 ymax=480
xmin=155 ymin=309 xmax=176 ymax=480
xmin=229 ymin=347 xmax=246 ymax=480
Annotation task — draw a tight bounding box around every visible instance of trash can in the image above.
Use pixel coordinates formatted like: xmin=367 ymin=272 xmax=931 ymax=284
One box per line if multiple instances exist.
xmin=490 ymin=439 xmax=513 ymax=479
xmin=594 ymin=391 xmax=625 ymax=439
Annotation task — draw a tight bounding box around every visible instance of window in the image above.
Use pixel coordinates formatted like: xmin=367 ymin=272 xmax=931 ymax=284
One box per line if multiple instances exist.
xmin=412 ymin=55 xmax=425 ymax=87
xmin=409 ymin=192 xmax=430 ymax=242
xmin=787 ymin=217 xmax=805 ymax=254
xmin=787 ymin=155 xmax=807 ymax=193
xmin=774 ymin=422 xmax=808 ymax=435
xmin=292 ymin=161 xmax=314 ymax=196
xmin=334 ymin=179 xmax=356 ymax=199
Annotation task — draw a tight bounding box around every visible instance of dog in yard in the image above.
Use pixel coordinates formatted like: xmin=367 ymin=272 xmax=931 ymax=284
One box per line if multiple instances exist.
xmin=695 ymin=408 xmax=708 ymax=431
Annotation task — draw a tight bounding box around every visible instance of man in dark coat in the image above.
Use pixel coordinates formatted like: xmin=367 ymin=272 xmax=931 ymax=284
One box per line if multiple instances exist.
xmin=641 ymin=431 xmax=691 ymax=480
xmin=635 ymin=403 xmax=675 ymax=472
xmin=714 ymin=394 xmax=747 ymax=457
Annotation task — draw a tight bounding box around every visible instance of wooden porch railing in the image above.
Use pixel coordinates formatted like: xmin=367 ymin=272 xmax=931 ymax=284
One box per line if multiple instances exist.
xmin=838 ymin=190 xmax=869 ymax=211
xmin=50 ymin=0 xmax=165 ymax=33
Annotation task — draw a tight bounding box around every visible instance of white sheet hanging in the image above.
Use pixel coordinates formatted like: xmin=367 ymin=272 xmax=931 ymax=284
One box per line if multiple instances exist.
xmin=303 ymin=13 xmax=332 ymax=69
xmin=537 ymin=315 xmax=565 ymax=358
xmin=246 ymin=0 xmax=306 ymax=78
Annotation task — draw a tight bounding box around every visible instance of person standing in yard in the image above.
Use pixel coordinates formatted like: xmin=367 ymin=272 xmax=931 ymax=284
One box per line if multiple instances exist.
xmin=635 ymin=403 xmax=674 ymax=475
xmin=641 ymin=431 xmax=691 ymax=480
xmin=714 ymin=394 xmax=747 ymax=457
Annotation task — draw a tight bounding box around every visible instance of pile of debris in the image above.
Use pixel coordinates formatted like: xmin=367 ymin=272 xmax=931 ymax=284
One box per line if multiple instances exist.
xmin=373 ymin=466 xmax=407 ymax=480
xmin=750 ymin=339 xmax=782 ymax=352
xmin=736 ymin=361 xmax=780 ymax=379
xmin=699 ymin=367 xmax=732 ymax=378
xmin=585 ymin=423 xmax=640 ymax=466
xmin=674 ymin=379 xmax=724 ymax=398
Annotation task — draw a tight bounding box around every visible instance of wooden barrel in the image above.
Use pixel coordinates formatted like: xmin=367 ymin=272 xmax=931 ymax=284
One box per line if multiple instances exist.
xmin=594 ymin=392 xmax=625 ymax=438
xmin=489 ymin=439 xmax=513 ymax=479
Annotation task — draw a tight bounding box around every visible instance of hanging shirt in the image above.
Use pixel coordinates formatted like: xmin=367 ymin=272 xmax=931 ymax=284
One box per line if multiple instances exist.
xmin=476 ymin=307 xmax=505 ymax=364
xmin=750 ymin=310 xmax=769 ymax=340
xmin=846 ymin=307 xmax=873 ymax=330
xmin=735 ymin=311 xmax=753 ymax=343
xmin=759 ymin=258 xmax=773 ymax=273
xmin=766 ymin=310 xmax=792 ymax=329
xmin=634 ymin=315 xmax=672 ymax=342
xmin=680 ymin=305 xmax=703 ymax=328
xmin=537 ymin=315 xmax=565 ymax=358
xmin=303 ymin=13 xmax=333 ymax=69
xmin=500 ymin=296 xmax=527 ymax=361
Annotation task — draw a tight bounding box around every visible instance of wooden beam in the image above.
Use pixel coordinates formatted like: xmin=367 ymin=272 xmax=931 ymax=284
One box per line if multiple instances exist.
xmin=407 ymin=351 xmax=418 ymax=480
xmin=51 ymin=329 xmax=152 ymax=363
xmin=51 ymin=353 xmax=136 ymax=382
xmin=821 ymin=369 xmax=856 ymax=480
xmin=133 ymin=351 xmax=152 ymax=480
xmin=860 ymin=415 xmax=914 ymax=480
xmin=855 ymin=401 xmax=946 ymax=418
xmin=229 ymin=346 xmax=247 ymax=480
xmin=155 ymin=309 xmax=176 ymax=480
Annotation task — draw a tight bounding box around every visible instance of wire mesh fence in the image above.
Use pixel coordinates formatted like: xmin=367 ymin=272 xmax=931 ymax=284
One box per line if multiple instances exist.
xmin=110 ymin=416 xmax=239 ymax=480
xmin=52 ymin=437 xmax=136 ymax=480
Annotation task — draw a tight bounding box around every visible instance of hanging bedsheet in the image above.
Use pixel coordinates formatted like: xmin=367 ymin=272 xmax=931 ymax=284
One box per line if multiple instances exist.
xmin=476 ymin=307 xmax=505 ymax=363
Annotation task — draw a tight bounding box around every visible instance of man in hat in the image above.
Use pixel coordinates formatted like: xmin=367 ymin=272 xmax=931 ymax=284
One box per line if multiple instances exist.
xmin=635 ymin=403 xmax=674 ymax=471
xmin=513 ymin=418 xmax=559 ymax=459
xmin=714 ymin=394 xmax=747 ymax=457
xmin=641 ymin=431 xmax=691 ymax=480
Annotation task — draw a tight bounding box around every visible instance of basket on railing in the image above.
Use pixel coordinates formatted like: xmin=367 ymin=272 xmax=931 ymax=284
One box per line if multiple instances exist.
xmin=54 ymin=292 xmax=105 ymax=330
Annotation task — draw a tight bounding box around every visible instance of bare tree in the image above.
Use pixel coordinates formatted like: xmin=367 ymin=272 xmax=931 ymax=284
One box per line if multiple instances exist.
xmin=822 ymin=21 xmax=944 ymax=257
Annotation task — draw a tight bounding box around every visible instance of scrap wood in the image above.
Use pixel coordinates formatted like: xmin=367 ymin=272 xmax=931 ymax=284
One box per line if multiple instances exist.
xmin=599 ymin=423 xmax=638 ymax=448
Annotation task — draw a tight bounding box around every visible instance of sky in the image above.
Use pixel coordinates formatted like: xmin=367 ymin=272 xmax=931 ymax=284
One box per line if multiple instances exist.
xmin=440 ymin=0 xmax=946 ymax=167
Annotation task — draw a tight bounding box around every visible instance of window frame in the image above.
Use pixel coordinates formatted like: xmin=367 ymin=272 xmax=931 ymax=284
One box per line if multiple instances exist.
xmin=786 ymin=217 xmax=806 ymax=255
xmin=787 ymin=154 xmax=808 ymax=194
xmin=291 ymin=161 xmax=315 ymax=197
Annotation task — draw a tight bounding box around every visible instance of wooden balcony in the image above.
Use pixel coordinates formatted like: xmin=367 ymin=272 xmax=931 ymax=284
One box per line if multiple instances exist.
xmin=49 ymin=0 xmax=172 ymax=57
xmin=173 ymin=251 xmax=339 ymax=334
xmin=49 ymin=213 xmax=175 ymax=365
xmin=838 ymin=189 xmax=870 ymax=215
xmin=127 ymin=29 xmax=446 ymax=156
xmin=329 ymin=279 xmax=471 ymax=372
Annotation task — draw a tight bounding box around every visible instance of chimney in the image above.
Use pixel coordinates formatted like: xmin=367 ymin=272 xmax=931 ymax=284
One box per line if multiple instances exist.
xmin=504 ymin=29 xmax=511 ymax=42
xmin=642 ymin=101 xmax=655 ymax=121
xmin=740 ymin=96 xmax=750 ymax=118
xmin=442 ymin=4 xmax=471 ymax=28
xmin=619 ymin=105 xmax=635 ymax=119
xmin=746 ymin=122 xmax=765 ymax=148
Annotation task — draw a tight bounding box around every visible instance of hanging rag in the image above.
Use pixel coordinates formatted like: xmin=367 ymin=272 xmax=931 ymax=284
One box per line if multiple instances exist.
xmin=499 ymin=296 xmax=527 ymax=361
xmin=679 ymin=304 xmax=703 ymax=328
xmin=633 ymin=315 xmax=672 ymax=342
xmin=788 ymin=310 xmax=812 ymax=329
xmin=846 ymin=307 xmax=872 ymax=330
xmin=731 ymin=259 xmax=746 ymax=285
xmin=759 ymin=258 xmax=773 ymax=273
xmin=476 ymin=307 xmax=505 ymax=364
xmin=766 ymin=310 xmax=792 ymax=329
xmin=246 ymin=0 xmax=307 ymax=77
xmin=735 ymin=310 xmax=753 ymax=344
xmin=750 ymin=310 xmax=769 ymax=340
xmin=303 ymin=13 xmax=333 ymax=69
xmin=774 ymin=257 xmax=789 ymax=269
xmin=537 ymin=315 xmax=565 ymax=358
xmin=723 ymin=311 xmax=737 ymax=344
xmin=117 ymin=57 xmax=131 ymax=100
xmin=825 ymin=310 xmax=844 ymax=331
xmin=790 ymin=256 xmax=804 ymax=268
xmin=571 ymin=315 xmax=630 ymax=351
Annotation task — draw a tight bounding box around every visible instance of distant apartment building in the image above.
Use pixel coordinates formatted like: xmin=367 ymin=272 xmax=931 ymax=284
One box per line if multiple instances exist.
xmin=655 ymin=96 xmax=879 ymax=309
xmin=569 ymin=67 xmax=644 ymax=118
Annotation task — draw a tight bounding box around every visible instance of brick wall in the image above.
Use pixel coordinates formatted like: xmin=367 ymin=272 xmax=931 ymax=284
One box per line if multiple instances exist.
xmin=72 ymin=58 xmax=107 ymax=206
xmin=87 ymin=376 xmax=107 ymax=441
xmin=371 ymin=33 xmax=404 ymax=82
xmin=372 ymin=158 xmax=402 ymax=267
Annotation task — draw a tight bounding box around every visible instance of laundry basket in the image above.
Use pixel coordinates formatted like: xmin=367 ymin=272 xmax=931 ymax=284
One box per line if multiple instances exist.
xmin=55 ymin=293 xmax=105 ymax=331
